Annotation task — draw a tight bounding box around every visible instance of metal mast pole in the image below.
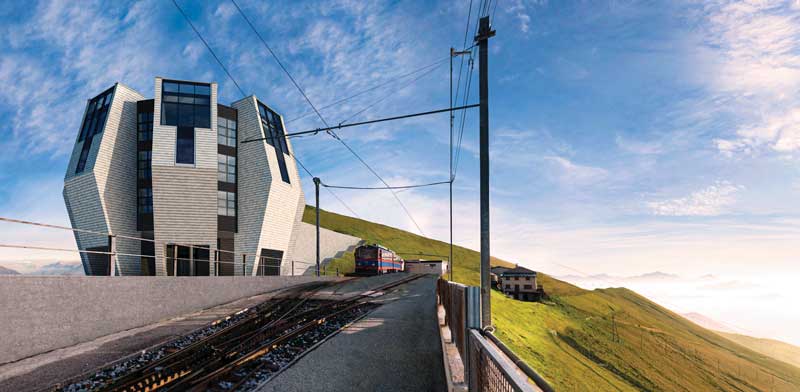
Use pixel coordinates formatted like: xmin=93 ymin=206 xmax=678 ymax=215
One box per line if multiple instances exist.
xmin=476 ymin=15 xmax=495 ymax=328
xmin=449 ymin=47 xmax=454 ymax=282
xmin=314 ymin=177 xmax=321 ymax=277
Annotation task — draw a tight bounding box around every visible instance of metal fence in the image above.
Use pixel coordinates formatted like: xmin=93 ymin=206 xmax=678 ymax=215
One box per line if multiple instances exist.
xmin=438 ymin=278 xmax=552 ymax=392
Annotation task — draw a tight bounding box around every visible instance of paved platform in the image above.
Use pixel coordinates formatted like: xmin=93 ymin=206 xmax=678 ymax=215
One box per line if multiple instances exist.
xmin=258 ymin=274 xmax=447 ymax=392
xmin=0 ymin=275 xmax=418 ymax=392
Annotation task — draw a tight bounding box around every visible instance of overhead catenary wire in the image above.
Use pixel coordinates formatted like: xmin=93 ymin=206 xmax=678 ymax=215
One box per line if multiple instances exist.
xmin=321 ymin=179 xmax=451 ymax=191
xmin=231 ymin=0 xmax=428 ymax=236
xmin=171 ymin=0 xmax=359 ymax=219
xmin=285 ymin=56 xmax=451 ymax=124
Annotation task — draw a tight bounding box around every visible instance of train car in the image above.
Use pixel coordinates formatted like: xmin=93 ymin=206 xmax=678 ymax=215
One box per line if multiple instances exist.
xmin=354 ymin=244 xmax=404 ymax=275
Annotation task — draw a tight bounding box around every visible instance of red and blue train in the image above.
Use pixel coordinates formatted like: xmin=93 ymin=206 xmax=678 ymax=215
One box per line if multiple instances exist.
xmin=354 ymin=244 xmax=404 ymax=275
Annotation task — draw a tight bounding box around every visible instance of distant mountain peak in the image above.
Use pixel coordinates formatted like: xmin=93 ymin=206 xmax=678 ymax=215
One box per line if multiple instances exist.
xmin=0 ymin=265 xmax=21 ymax=275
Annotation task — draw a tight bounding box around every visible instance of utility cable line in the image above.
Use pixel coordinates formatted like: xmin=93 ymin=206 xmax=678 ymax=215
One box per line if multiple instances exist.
xmin=321 ymin=179 xmax=452 ymax=191
xmin=231 ymin=0 xmax=429 ymax=236
xmin=338 ymin=60 xmax=447 ymax=125
xmin=171 ymin=0 xmax=359 ymax=219
xmin=285 ymin=56 xmax=451 ymax=124
xmin=243 ymin=104 xmax=479 ymax=142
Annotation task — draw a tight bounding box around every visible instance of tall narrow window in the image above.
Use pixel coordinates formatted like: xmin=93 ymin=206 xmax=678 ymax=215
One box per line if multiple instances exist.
xmin=217 ymin=154 xmax=236 ymax=183
xmin=217 ymin=191 xmax=235 ymax=216
xmin=161 ymin=80 xmax=211 ymax=128
xmin=138 ymin=151 xmax=152 ymax=179
xmin=257 ymin=101 xmax=290 ymax=183
xmin=176 ymin=126 xmax=194 ymax=164
xmin=137 ymin=112 xmax=153 ymax=141
xmin=76 ymin=87 xmax=115 ymax=173
xmin=218 ymin=117 xmax=237 ymax=147
xmin=138 ymin=188 xmax=153 ymax=214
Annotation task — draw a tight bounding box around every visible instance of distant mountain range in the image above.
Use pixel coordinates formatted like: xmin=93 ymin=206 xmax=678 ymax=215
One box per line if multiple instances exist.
xmin=0 ymin=262 xmax=83 ymax=276
xmin=556 ymin=271 xmax=681 ymax=285
xmin=0 ymin=265 xmax=20 ymax=275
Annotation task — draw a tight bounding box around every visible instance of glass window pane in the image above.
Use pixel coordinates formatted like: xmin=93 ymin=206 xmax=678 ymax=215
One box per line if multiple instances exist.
xmin=179 ymin=83 xmax=194 ymax=94
xmin=194 ymin=96 xmax=209 ymax=105
xmin=195 ymin=106 xmax=210 ymax=128
xmin=177 ymin=104 xmax=193 ymax=127
xmin=179 ymin=96 xmax=194 ymax=104
xmin=218 ymin=135 xmax=226 ymax=144
xmin=218 ymin=207 xmax=227 ymax=215
xmin=162 ymin=103 xmax=177 ymax=125
xmin=218 ymin=117 xmax=227 ymax=128
xmin=176 ymin=127 xmax=194 ymax=164
xmin=163 ymin=82 xmax=180 ymax=92
xmin=195 ymin=84 xmax=210 ymax=95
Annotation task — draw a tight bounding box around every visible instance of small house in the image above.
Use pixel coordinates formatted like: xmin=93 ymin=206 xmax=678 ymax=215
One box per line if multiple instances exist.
xmin=497 ymin=265 xmax=544 ymax=301
xmin=404 ymin=259 xmax=448 ymax=275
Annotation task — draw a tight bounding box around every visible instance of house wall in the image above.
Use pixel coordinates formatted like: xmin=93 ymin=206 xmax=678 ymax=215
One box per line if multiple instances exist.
xmin=151 ymin=78 xmax=219 ymax=275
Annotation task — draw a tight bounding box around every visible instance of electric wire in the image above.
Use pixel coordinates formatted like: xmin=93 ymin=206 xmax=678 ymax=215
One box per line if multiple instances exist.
xmin=321 ymin=180 xmax=451 ymax=190
xmin=337 ymin=60 xmax=447 ymax=125
xmin=231 ymin=0 xmax=428 ymax=236
xmin=285 ymin=56 xmax=450 ymax=124
xmin=171 ymin=0 xmax=246 ymax=98
xmin=171 ymin=0 xmax=358 ymax=218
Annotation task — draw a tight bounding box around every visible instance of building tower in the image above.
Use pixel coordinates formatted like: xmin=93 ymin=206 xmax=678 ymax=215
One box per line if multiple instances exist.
xmin=63 ymin=77 xmax=305 ymax=276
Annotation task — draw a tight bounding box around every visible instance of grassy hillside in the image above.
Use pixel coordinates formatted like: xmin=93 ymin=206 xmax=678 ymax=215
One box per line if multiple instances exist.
xmin=304 ymin=206 xmax=800 ymax=391
xmin=717 ymin=332 xmax=800 ymax=370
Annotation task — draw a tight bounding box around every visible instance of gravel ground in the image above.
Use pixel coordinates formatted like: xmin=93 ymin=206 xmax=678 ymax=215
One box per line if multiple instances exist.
xmin=258 ymin=275 xmax=447 ymax=392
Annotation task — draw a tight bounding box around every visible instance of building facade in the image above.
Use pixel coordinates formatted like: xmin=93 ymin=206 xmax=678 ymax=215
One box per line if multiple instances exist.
xmin=493 ymin=265 xmax=543 ymax=301
xmin=404 ymin=259 xmax=447 ymax=275
xmin=63 ymin=77 xmax=305 ymax=276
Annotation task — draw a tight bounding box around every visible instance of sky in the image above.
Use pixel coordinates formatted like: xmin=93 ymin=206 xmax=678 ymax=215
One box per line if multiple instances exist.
xmin=0 ymin=0 xmax=799 ymax=344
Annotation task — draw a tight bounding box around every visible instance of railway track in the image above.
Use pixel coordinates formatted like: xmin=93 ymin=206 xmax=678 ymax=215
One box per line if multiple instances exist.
xmin=54 ymin=274 xmax=423 ymax=392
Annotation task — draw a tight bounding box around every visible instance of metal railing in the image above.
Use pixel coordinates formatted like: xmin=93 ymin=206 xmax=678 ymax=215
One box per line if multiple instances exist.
xmin=438 ymin=278 xmax=552 ymax=392
xmin=0 ymin=216 xmax=323 ymax=277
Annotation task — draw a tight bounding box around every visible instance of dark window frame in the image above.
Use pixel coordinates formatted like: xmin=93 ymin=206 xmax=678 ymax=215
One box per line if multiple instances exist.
xmin=176 ymin=126 xmax=195 ymax=165
xmin=160 ymin=80 xmax=211 ymax=128
xmin=75 ymin=86 xmax=115 ymax=173
xmin=217 ymin=190 xmax=236 ymax=217
xmin=217 ymin=154 xmax=236 ymax=183
xmin=217 ymin=116 xmax=237 ymax=147
xmin=257 ymin=101 xmax=290 ymax=183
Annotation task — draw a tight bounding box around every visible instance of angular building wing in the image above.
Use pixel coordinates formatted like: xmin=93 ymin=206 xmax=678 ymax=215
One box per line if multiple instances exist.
xmin=64 ymin=77 xmax=305 ymax=276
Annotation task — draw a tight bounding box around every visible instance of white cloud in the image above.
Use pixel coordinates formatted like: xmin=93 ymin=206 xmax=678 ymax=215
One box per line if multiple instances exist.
xmin=615 ymin=134 xmax=663 ymax=155
xmin=544 ymin=156 xmax=608 ymax=186
xmin=647 ymin=180 xmax=742 ymax=216
xmin=699 ymin=1 xmax=800 ymax=157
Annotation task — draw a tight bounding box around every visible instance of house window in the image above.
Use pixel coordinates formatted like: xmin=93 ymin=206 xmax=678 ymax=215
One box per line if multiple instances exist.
xmin=176 ymin=126 xmax=194 ymax=164
xmin=218 ymin=191 xmax=235 ymax=216
xmin=505 ymin=284 xmax=511 ymax=289
xmin=76 ymin=87 xmax=115 ymax=173
xmin=257 ymin=101 xmax=290 ymax=183
xmin=217 ymin=154 xmax=236 ymax=183
xmin=525 ymin=276 xmax=531 ymax=281
xmin=218 ymin=117 xmax=237 ymax=147
xmin=515 ymin=276 xmax=519 ymax=281
xmin=138 ymin=112 xmax=153 ymax=141
xmin=138 ymin=188 xmax=153 ymax=214
xmin=138 ymin=151 xmax=152 ymax=179
xmin=161 ymin=80 xmax=211 ymax=128
xmin=524 ymin=285 xmax=533 ymax=290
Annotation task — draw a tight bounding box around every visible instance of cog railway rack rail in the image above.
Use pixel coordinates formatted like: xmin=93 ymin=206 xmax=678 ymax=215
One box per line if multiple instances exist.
xmin=51 ymin=275 xmax=423 ymax=392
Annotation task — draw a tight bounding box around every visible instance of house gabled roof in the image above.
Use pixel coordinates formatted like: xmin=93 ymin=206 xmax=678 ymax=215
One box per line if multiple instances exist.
xmin=499 ymin=265 xmax=536 ymax=276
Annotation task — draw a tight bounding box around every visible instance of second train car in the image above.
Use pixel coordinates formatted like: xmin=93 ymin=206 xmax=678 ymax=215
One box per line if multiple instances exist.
xmin=354 ymin=244 xmax=404 ymax=275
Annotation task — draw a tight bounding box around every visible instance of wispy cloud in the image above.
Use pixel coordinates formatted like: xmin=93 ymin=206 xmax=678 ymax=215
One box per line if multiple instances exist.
xmin=544 ymin=156 xmax=608 ymax=186
xmin=647 ymin=180 xmax=742 ymax=216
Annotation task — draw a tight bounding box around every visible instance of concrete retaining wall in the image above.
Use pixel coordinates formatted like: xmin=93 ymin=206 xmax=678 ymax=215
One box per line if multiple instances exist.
xmin=0 ymin=275 xmax=337 ymax=364
xmin=290 ymin=222 xmax=362 ymax=274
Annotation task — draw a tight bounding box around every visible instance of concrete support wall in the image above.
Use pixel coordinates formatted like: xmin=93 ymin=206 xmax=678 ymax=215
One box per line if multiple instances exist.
xmin=0 ymin=276 xmax=337 ymax=364
xmin=290 ymin=222 xmax=362 ymax=274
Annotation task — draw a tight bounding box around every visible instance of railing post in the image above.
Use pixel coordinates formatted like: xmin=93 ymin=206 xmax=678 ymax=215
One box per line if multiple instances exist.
xmin=108 ymin=234 xmax=117 ymax=276
xmin=242 ymin=254 xmax=246 ymax=276
xmin=465 ymin=286 xmax=481 ymax=390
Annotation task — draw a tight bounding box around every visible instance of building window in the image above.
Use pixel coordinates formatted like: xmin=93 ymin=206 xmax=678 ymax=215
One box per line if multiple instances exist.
xmin=78 ymin=87 xmax=115 ymax=142
xmin=138 ymin=151 xmax=152 ymax=179
xmin=76 ymin=87 xmax=115 ymax=173
xmin=218 ymin=154 xmax=236 ymax=183
xmin=525 ymin=276 xmax=531 ymax=281
xmin=176 ymin=126 xmax=194 ymax=164
xmin=218 ymin=191 xmax=235 ymax=216
xmin=138 ymin=188 xmax=153 ymax=214
xmin=161 ymin=80 xmax=211 ymax=128
xmin=524 ymin=285 xmax=533 ymax=290
xmin=515 ymin=276 xmax=519 ymax=281
xmin=218 ymin=117 xmax=237 ymax=147
xmin=257 ymin=101 xmax=290 ymax=183
xmin=138 ymin=112 xmax=153 ymax=141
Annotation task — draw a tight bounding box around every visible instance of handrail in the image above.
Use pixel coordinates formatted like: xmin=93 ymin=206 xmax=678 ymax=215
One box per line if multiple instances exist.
xmin=485 ymin=331 xmax=555 ymax=392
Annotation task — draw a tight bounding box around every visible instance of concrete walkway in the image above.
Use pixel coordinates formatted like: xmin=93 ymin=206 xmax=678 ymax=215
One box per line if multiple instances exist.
xmin=258 ymin=274 xmax=447 ymax=392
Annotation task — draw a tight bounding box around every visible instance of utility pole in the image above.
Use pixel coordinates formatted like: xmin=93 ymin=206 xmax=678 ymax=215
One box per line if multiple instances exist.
xmin=314 ymin=177 xmax=321 ymax=277
xmin=449 ymin=47 xmax=470 ymax=282
xmin=476 ymin=15 xmax=495 ymax=328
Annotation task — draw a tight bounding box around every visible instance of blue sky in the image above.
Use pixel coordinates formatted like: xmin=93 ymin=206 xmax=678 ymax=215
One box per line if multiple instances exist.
xmin=1 ymin=0 xmax=799 ymax=343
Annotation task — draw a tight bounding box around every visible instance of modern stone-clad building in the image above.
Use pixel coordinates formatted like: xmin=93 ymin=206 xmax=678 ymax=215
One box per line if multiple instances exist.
xmin=63 ymin=77 xmax=305 ymax=276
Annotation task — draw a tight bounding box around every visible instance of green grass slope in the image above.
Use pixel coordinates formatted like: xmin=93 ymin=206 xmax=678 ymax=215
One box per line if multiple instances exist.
xmin=304 ymin=206 xmax=800 ymax=391
xmin=717 ymin=332 xmax=800 ymax=370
